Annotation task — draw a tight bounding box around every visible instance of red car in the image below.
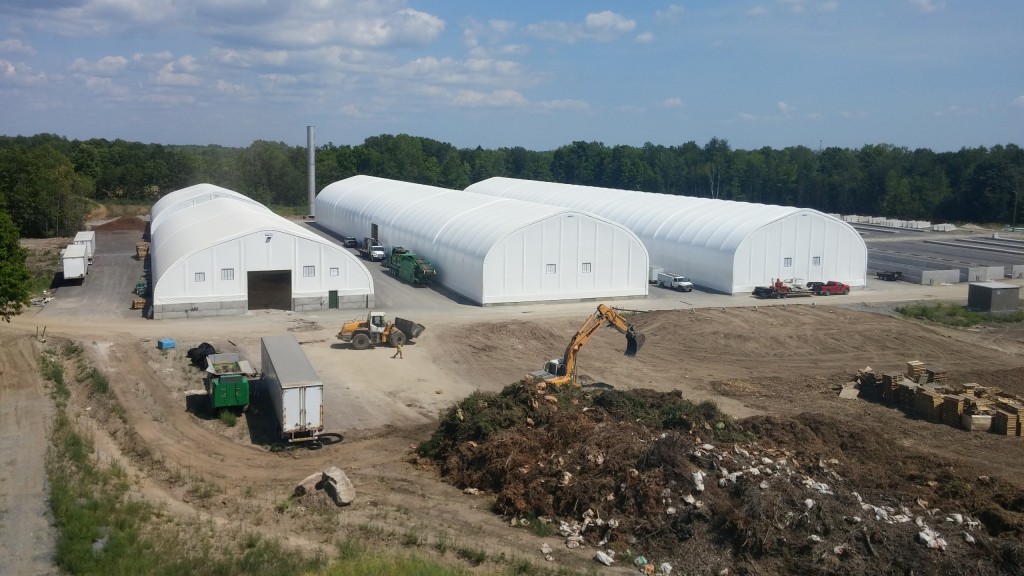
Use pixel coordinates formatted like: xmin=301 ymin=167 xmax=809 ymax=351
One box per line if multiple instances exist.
xmin=808 ymin=281 xmax=850 ymax=295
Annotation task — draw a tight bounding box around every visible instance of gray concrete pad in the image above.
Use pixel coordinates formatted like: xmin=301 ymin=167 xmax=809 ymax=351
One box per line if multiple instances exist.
xmin=38 ymin=230 xmax=147 ymax=319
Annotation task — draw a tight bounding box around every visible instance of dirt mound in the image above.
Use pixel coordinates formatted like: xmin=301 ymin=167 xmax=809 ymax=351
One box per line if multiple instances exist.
xmin=420 ymin=383 xmax=1024 ymax=575
xmin=92 ymin=216 xmax=148 ymax=232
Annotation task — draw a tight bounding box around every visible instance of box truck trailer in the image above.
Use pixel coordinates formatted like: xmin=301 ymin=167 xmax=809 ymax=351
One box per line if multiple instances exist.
xmin=73 ymin=230 xmax=96 ymax=263
xmin=61 ymin=243 xmax=88 ymax=282
xmin=260 ymin=334 xmax=324 ymax=442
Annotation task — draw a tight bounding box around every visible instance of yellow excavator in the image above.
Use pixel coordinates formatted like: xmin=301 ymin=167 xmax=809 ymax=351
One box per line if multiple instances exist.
xmin=530 ymin=304 xmax=645 ymax=387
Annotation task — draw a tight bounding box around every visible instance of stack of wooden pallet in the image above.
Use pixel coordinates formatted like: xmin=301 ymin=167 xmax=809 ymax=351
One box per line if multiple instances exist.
xmin=927 ymin=367 xmax=947 ymax=385
xmin=136 ymin=241 xmax=150 ymax=258
xmin=915 ymin=388 xmax=945 ymax=422
xmin=941 ymin=394 xmax=966 ymax=427
xmin=906 ymin=360 xmax=927 ymax=382
xmin=857 ymin=369 xmax=880 ymax=401
xmin=130 ymin=296 xmax=146 ymax=310
xmin=992 ymin=408 xmax=1021 ymax=436
xmin=881 ymin=373 xmax=902 ymax=404
xmin=898 ymin=382 xmax=919 ymax=412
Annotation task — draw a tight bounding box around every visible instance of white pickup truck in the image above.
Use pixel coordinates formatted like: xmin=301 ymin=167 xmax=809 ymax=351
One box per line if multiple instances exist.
xmin=657 ymin=272 xmax=693 ymax=292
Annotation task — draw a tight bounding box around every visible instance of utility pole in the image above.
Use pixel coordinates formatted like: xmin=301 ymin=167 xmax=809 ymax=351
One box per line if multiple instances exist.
xmin=1014 ymin=189 xmax=1019 ymax=230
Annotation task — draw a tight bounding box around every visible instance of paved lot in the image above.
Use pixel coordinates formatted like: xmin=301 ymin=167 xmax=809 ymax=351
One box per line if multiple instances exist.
xmin=39 ymin=230 xmax=147 ymax=319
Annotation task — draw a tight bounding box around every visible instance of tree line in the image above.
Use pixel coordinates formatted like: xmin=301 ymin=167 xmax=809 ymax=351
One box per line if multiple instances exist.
xmin=0 ymin=132 xmax=1022 ymax=239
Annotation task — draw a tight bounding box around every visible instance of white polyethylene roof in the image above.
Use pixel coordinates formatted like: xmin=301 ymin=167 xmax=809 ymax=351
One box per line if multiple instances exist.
xmin=150 ymin=183 xmax=265 ymax=235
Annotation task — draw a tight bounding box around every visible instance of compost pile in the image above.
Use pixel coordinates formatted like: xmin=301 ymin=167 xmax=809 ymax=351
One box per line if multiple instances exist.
xmin=419 ymin=383 xmax=1024 ymax=575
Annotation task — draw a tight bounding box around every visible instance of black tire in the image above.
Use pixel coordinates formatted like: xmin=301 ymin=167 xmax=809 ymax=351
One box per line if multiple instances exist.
xmin=842 ymin=288 xmax=850 ymax=295
xmin=822 ymin=290 xmax=830 ymax=296
xmin=351 ymin=332 xmax=371 ymax=350
xmin=389 ymin=329 xmax=406 ymax=347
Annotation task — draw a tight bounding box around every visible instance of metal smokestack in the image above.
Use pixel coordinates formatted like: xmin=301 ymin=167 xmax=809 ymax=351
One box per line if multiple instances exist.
xmin=306 ymin=125 xmax=315 ymax=218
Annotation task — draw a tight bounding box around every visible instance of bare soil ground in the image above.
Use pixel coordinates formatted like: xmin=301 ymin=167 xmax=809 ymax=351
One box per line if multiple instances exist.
xmin=5 ymin=302 xmax=1024 ymax=573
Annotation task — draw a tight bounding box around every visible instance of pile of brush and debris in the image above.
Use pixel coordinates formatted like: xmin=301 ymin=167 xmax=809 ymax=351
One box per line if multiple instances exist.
xmin=418 ymin=382 xmax=1024 ymax=575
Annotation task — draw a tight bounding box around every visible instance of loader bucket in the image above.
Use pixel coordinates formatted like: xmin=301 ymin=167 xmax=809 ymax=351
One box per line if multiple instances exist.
xmin=394 ymin=317 xmax=426 ymax=340
xmin=624 ymin=331 xmax=645 ymax=357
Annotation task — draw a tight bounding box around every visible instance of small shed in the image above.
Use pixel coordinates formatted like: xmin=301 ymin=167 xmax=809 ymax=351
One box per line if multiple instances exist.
xmin=967 ymin=282 xmax=1020 ymax=313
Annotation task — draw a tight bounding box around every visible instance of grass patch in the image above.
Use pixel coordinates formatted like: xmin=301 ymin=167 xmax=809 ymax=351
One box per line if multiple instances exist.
xmin=455 ymin=545 xmax=487 ymax=566
xmin=218 ymin=409 xmax=238 ymax=427
xmin=896 ymin=301 xmax=1024 ymax=327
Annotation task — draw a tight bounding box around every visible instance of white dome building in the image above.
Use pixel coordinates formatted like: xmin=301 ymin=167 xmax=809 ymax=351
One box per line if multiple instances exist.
xmin=150 ymin=188 xmax=373 ymax=319
xmin=465 ymin=177 xmax=867 ymax=294
xmin=315 ymin=176 xmax=649 ymax=305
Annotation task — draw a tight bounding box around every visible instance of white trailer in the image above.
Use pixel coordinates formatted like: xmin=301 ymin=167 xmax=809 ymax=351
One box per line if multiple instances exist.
xmin=62 ymin=243 xmax=88 ymax=282
xmin=648 ymin=266 xmax=664 ymax=284
xmin=73 ymin=230 xmax=96 ymax=263
xmin=260 ymin=334 xmax=324 ymax=442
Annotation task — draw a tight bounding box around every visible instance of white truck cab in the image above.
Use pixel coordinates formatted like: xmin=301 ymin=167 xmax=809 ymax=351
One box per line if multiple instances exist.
xmin=657 ymin=272 xmax=693 ymax=292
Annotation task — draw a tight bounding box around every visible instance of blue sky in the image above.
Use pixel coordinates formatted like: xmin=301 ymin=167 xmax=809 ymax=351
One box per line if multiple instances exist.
xmin=0 ymin=0 xmax=1021 ymax=152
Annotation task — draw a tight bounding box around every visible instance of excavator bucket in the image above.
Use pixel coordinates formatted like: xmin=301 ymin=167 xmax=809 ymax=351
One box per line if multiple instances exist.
xmin=394 ymin=317 xmax=426 ymax=340
xmin=624 ymin=331 xmax=645 ymax=357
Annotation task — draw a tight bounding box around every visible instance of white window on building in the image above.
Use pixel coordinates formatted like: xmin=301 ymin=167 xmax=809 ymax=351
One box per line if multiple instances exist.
xmin=812 ymin=256 xmax=821 ymax=266
xmin=546 ymin=264 xmax=557 ymax=274
xmin=783 ymin=257 xmax=793 ymax=267
xmin=582 ymin=262 xmax=592 ymax=273
xmin=329 ymin=267 xmax=339 ymax=277
xmin=194 ymin=272 xmax=205 ymax=282
xmin=221 ymin=268 xmax=234 ymax=281
xmin=303 ymin=266 xmax=316 ymax=277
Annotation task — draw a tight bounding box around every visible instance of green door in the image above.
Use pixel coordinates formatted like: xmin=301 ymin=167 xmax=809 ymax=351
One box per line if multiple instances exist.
xmin=328 ymin=290 xmax=338 ymax=309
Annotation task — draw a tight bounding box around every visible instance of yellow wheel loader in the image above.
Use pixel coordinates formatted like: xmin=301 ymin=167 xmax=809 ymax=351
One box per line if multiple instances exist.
xmin=337 ymin=312 xmax=425 ymax=350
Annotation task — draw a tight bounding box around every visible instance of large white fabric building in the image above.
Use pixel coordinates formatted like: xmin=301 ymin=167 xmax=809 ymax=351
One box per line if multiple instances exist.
xmin=151 ymin=188 xmax=373 ymax=319
xmin=465 ymin=177 xmax=868 ymax=294
xmin=315 ymin=176 xmax=649 ymax=305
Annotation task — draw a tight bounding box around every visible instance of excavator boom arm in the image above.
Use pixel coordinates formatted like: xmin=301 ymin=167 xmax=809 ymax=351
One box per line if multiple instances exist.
xmin=558 ymin=304 xmax=644 ymax=384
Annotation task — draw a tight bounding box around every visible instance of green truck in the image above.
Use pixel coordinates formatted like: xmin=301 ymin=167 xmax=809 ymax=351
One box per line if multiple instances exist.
xmin=386 ymin=246 xmax=437 ymax=286
xmin=204 ymin=353 xmax=257 ymax=411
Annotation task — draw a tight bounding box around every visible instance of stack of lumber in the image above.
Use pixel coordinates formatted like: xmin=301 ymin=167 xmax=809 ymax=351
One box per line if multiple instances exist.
xmin=915 ymin=388 xmax=945 ymax=422
xmin=131 ymin=296 xmax=146 ymax=310
xmin=906 ymin=360 xmax=926 ymax=381
xmin=942 ymin=395 xmax=966 ymax=427
xmin=136 ymin=241 xmax=149 ymax=258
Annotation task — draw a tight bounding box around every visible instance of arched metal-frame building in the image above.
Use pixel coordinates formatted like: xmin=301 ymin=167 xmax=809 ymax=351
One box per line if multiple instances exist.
xmin=150 ymin=188 xmax=373 ymax=319
xmin=315 ymin=175 xmax=649 ymax=305
xmin=465 ymin=177 xmax=868 ymax=294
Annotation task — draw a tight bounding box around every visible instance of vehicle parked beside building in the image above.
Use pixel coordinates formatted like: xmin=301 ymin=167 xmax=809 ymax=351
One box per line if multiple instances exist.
xmin=657 ymin=272 xmax=694 ymax=292
xmin=261 ymin=334 xmax=324 ymax=443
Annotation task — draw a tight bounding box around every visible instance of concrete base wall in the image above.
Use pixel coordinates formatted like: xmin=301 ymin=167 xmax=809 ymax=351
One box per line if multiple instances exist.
xmin=153 ymin=292 xmax=374 ymax=319
xmin=153 ymin=300 xmax=246 ymax=320
xmin=919 ymin=270 xmax=962 ymax=285
xmin=963 ymin=266 xmax=1004 ymax=282
xmin=1011 ymin=265 xmax=1024 ymax=279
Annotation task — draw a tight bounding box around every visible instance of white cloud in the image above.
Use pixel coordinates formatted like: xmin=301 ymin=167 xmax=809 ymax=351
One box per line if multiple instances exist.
xmin=216 ymin=79 xmax=246 ymax=94
xmin=540 ymin=99 xmax=588 ymax=110
xmin=68 ymin=55 xmax=129 ymax=75
xmin=661 ymin=97 xmax=684 ymax=108
xmin=527 ymin=11 xmax=636 ymax=43
xmin=82 ymin=76 xmax=131 ymax=98
xmin=340 ymin=104 xmax=362 ymax=117
xmin=840 ymin=110 xmax=869 ymax=119
xmin=777 ymin=101 xmax=793 ymax=114
xmin=1012 ymin=96 xmax=1024 ymax=108
xmin=259 ymin=74 xmax=298 ymax=85
xmin=452 ymin=89 xmax=527 ymax=107
xmin=155 ymin=57 xmax=201 ymax=86
xmin=0 ymin=59 xmax=47 ymax=85
xmin=818 ymin=1 xmax=839 ymax=12
xmin=934 ymin=105 xmax=974 ymax=116
xmin=635 ymin=32 xmax=655 ymax=43
xmin=909 ymin=0 xmax=946 ymax=13
xmin=656 ymin=5 xmax=686 ymax=21
xmin=0 ymin=39 xmax=34 ymax=54
xmin=779 ymin=0 xmax=807 ymax=13
xmin=746 ymin=5 xmax=770 ymax=17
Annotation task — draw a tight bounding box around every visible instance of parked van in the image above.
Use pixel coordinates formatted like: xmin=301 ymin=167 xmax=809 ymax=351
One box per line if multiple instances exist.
xmin=657 ymin=272 xmax=693 ymax=292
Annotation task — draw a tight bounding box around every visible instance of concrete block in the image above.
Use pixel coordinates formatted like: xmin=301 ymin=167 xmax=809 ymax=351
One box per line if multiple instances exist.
xmin=219 ymin=300 xmax=247 ymax=310
xmin=920 ymin=270 xmax=961 ymax=285
xmin=156 ymin=311 xmax=187 ymax=320
xmin=962 ymin=413 xmax=992 ymax=432
xmin=186 ymin=308 xmax=219 ymax=318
